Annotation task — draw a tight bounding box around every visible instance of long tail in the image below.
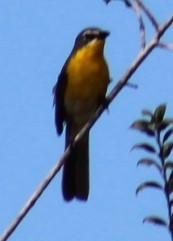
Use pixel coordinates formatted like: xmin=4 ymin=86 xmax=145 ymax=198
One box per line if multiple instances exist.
xmin=62 ymin=123 xmax=89 ymax=201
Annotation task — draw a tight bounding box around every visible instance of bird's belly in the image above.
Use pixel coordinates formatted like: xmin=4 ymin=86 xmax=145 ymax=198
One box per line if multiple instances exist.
xmin=64 ymin=98 xmax=98 ymax=125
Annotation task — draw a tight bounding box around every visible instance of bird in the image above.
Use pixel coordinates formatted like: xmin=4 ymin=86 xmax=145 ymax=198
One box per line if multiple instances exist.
xmin=53 ymin=27 xmax=110 ymax=201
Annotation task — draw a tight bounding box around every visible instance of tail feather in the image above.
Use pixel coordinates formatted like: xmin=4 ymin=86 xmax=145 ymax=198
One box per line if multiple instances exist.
xmin=62 ymin=124 xmax=89 ymax=201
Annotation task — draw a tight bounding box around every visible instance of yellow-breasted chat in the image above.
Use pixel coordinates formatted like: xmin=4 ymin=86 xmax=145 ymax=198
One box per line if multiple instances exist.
xmin=53 ymin=27 xmax=110 ymax=201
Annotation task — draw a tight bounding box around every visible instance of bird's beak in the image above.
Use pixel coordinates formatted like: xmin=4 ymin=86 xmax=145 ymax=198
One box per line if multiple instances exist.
xmin=99 ymin=30 xmax=110 ymax=39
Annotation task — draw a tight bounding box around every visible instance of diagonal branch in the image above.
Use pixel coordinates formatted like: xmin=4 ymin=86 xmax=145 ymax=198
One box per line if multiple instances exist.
xmin=0 ymin=13 xmax=173 ymax=241
xmin=0 ymin=145 xmax=71 ymax=241
xmin=156 ymin=15 xmax=173 ymax=40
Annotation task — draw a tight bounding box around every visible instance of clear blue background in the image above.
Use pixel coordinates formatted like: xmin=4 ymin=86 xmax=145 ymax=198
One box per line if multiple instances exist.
xmin=0 ymin=0 xmax=173 ymax=240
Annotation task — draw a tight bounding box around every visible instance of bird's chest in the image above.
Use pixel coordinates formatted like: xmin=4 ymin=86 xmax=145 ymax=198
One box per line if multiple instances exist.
xmin=67 ymin=52 xmax=108 ymax=102
xmin=64 ymin=51 xmax=109 ymax=123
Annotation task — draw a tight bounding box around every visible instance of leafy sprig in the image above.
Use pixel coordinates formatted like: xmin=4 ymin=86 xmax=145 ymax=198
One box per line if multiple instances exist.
xmin=131 ymin=104 xmax=173 ymax=240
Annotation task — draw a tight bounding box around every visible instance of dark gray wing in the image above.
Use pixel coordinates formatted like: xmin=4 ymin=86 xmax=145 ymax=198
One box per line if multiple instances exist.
xmin=53 ymin=66 xmax=67 ymax=135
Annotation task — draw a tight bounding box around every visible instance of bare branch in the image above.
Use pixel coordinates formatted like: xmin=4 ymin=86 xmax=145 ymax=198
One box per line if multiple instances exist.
xmin=134 ymin=0 xmax=146 ymax=48
xmin=0 ymin=11 xmax=173 ymax=241
xmin=0 ymin=146 xmax=72 ymax=241
xmin=126 ymin=82 xmax=138 ymax=89
xmin=158 ymin=42 xmax=173 ymax=51
xmin=156 ymin=15 xmax=173 ymax=41
xmin=136 ymin=0 xmax=159 ymax=30
xmin=121 ymin=0 xmax=146 ymax=48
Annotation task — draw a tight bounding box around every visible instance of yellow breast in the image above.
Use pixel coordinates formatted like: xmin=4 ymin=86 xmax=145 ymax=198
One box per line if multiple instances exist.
xmin=65 ymin=39 xmax=110 ymax=102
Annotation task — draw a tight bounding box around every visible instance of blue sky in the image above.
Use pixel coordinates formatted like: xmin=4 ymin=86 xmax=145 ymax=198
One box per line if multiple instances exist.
xmin=0 ymin=0 xmax=173 ymax=240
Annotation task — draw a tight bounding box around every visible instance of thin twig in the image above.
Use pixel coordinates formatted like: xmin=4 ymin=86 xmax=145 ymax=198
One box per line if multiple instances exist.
xmin=103 ymin=0 xmax=111 ymax=4
xmin=158 ymin=42 xmax=173 ymax=51
xmin=123 ymin=0 xmax=132 ymax=7
xmin=0 ymin=13 xmax=173 ymax=241
xmin=134 ymin=0 xmax=146 ymax=48
xmin=123 ymin=0 xmax=146 ymax=48
xmin=126 ymin=82 xmax=138 ymax=89
xmin=136 ymin=0 xmax=159 ymax=30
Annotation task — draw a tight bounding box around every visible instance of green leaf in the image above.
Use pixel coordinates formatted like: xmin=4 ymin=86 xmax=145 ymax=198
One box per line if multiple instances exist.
xmin=141 ymin=109 xmax=153 ymax=119
xmin=136 ymin=181 xmax=163 ymax=195
xmin=137 ymin=158 xmax=162 ymax=173
xmin=157 ymin=119 xmax=173 ymax=132
xmin=152 ymin=104 xmax=166 ymax=123
xmin=169 ymin=199 xmax=173 ymax=207
xmin=163 ymin=118 xmax=173 ymax=125
xmin=165 ymin=171 xmax=173 ymax=194
xmin=130 ymin=120 xmax=154 ymax=136
xmin=143 ymin=216 xmax=167 ymax=227
xmin=164 ymin=161 xmax=173 ymax=171
xmin=163 ymin=128 xmax=173 ymax=143
xmin=162 ymin=142 xmax=173 ymax=159
xmin=170 ymin=215 xmax=173 ymax=231
xmin=169 ymin=171 xmax=173 ymax=179
xmin=131 ymin=143 xmax=156 ymax=153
